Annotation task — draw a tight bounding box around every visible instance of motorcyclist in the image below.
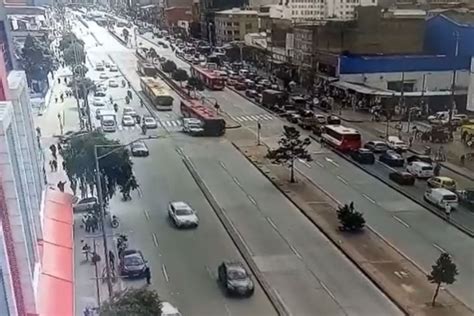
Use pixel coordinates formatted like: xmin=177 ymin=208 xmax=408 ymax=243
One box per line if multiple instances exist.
xmin=113 ymin=103 xmax=118 ymax=112
xmin=141 ymin=123 xmax=147 ymax=135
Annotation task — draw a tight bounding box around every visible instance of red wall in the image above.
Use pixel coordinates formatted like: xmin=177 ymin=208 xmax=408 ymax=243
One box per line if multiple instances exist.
xmin=164 ymin=7 xmax=192 ymax=27
xmin=0 ymin=50 xmax=9 ymax=101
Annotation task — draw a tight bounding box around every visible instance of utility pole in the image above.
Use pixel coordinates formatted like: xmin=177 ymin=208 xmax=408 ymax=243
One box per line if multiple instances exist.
xmin=449 ymin=31 xmax=460 ymax=137
xmin=257 ymin=120 xmax=261 ymax=146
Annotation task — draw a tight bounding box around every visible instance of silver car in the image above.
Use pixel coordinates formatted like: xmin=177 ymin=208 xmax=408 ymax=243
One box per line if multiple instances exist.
xmin=73 ymin=197 xmax=98 ymax=213
xmin=143 ymin=116 xmax=158 ymax=129
xmin=168 ymin=201 xmax=199 ymax=228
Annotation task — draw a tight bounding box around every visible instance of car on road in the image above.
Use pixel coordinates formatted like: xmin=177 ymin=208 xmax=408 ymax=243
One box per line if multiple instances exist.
xmin=72 ymin=197 xmax=98 ymax=213
xmin=122 ymin=115 xmax=136 ymax=126
xmin=245 ymin=89 xmax=258 ymax=99
xmin=406 ymin=154 xmax=433 ymax=165
xmin=119 ymin=249 xmax=147 ymax=278
xmin=160 ymin=302 xmax=182 ymax=316
xmin=234 ymin=82 xmax=246 ymax=90
xmin=123 ymin=107 xmax=138 ymax=118
xmin=406 ymin=161 xmax=434 ymax=179
xmin=218 ymin=261 xmax=254 ymax=297
xmin=95 ymin=62 xmax=104 ymax=71
xmin=288 ymin=113 xmax=301 ymax=124
xmin=108 ymin=79 xmax=119 ymax=87
xmin=389 ymin=171 xmax=415 ymax=185
xmin=109 ymin=64 xmax=118 ymax=72
xmin=364 ymin=140 xmax=389 ymax=153
xmin=424 ymin=188 xmax=458 ymax=210
xmin=99 ymin=73 xmax=108 ymax=80
xmin=143 ymin=116 xmax=158 ymax=129
xmin=104 ymin=61 xmax=111 ymax=68
xmin=314 ymin=114 xmax=326 ymax=124
xmin=184 ymin=54 xmax=193 ymax=62
xmin=182 ymin=118 xmax=204 ymax=136
xmin=379 ymin=150 xmax=405 ymax=167
xmin=350 ymin=148 xmax=375 ymax=164
xmin=130 ymin=141 xmax=149 ymax=157
xmin=93 ymin=97 xmax=107 ymax=107
xmin=388 ymin=136 xmax=408 ymax=152
xmin=168 ymin=201 xmax=199 ymax=228
xmin=427 ymin=176 xmax=457 ymax=191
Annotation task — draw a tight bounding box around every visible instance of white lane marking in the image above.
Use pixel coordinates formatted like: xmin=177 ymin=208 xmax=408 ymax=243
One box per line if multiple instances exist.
xmin=170 ymin=121 xmax=178 ymax=127
xmin=362 ymin=193 xmax=377 ymax=204
xmin=262 ymin=114 xmax=274 ymax=120
xmin=433 ymin=243 xmax=447 ymax=253
xmin=240 ymin=116 xmax=250 ymax=121
xmin=249 ymin=115 xmax=260 ymax=121
xmin=337 ymin=175 xmax=348 ymax=185
xmin=320 ymin=281 xmax=337 ymax=301
xmin=175 ymin=120 xmax=182 ymax=126
xmin=315 ymin=161 xmax=324 ymax=168
xmin=289 ymin=244 xmax=303 ymax=260
xmin=164 ymin=121 xmax=172 ymax=127
xmin=393 ymin=215 xmax=410 ymax=228
xmin=161 ymin=264 xmax=169 ymax=282
xmin=234 ymin=116 xmax=244 ymax=122
xmin=247 ymin=194 xmax=257 ymax=206
xmin=144 ymin=209 xmax=150 ymax=220
xmin=152 ymin=233 xmax=159 ymax=247
xmin=224 ymin=303 xmax=232 ymax=316
xmin=219 ymin=161 xmax=227 ymax=170
xmin=205 ymin=265 xmax=214 ymax=279
xmin=324 ymin=157 xmax=339 ymax=167
xmin=266 ymin=217 xmax=278 ymax=231
xmin=298 ymin=158 xmax=312 ymax=168
xmin=232 ymin=176 xmax=242 ymax=188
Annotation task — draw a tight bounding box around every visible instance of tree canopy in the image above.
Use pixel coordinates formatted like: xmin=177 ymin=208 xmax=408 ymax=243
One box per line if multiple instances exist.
xmin=59 ymin=32 xmax=84 ymax=51
xmin=100 ymin=288 xmax=162 ymax=316
xmin=337 ymin=203 xmax=365 ymax=232
xmin=161 ymin=60 xmax=177 ymax=74
xmin=20 ymin=35 xmax=54 ymax=84
xmin=72 ymin=77 xmax=96 ymax=99
xmin=62 ymin=131 xmax=138 ymax=204
xmin=63 ymin=41 xmax=86 ymax=67
xmin=172 ymin=68 xmax=188 ymax=86
xmin=427 ymin=253 xmax=458 ymax=307
xmin=266 ymin=126 xmax=312 ymax=182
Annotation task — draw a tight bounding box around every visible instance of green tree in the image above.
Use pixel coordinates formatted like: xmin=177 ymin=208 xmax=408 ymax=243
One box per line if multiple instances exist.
xmin=337 ymin=203 xmax=365 ymax=232
xmin=62 ymin=131 xmax=138 ymax=204
xmin=100 ymin=288 xmax=162 ymax=316
xmin=266 ymin=126 xmax=312 ymax=183
xmin=147 ymin=47 xmax=158 ymax=60
xmin=59 ymin=32 xmax=84 ymax=51
xmin=172 ymin=68 xmax=188 ymax=86
xmin=122 ymin=28 xmax=129 ymax=42
xmin=427 ymin=253 xmax=458 ymax=307
xmin=20 ymin=35 xmax=54 ymax=86
xmin=72 ymin=77 xmax=96 ymax=100
xmin=63 ymin=42 xmax=86 ymax=67
xmin=161 ymin=60 xmax=177 ymax=74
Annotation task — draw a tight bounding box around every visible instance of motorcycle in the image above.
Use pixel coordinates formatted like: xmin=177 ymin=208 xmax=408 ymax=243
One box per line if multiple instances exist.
xmin=110 ymin=215 xmax=119 ymax=228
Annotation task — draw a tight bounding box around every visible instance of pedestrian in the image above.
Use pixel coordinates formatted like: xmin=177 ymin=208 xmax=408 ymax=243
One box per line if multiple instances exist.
xmin=52 ymin=160 xmax=58 ymax=172
xmin=64 ymin=77 xmax=67 ymax=84
xmin=144 ymin=266 xmax=151 ymax=285
xmin=81 ymin=240 xmax=91 ymax=261
xmin=460 ymin=154 xmax=466 ymax=166
xmin=49 ymin=144 xmax=57 ymax=156
xmin=57 ymin=143 xmax=62 ymax=153
xmin=58 ymin=77 xmax=61 ymax=84
xmin=408 ymin=135 xmax=414 ymax=148
xmin=62 ymin=160 xmax=66 ymax=170
xmin=60 ymin=93 xmax=64 ymax=103
xmin=109 ymin=250 xmax=115 ymax=270
xmin=55 ymin=96 xmax=58 ymax=103
xmin=70 ymin=179 xmax=77 ymax=196
xmin=445 ymin=202 xmax=451 ymax=221
xmin=57 ymin=180 xmax=66 ymax=192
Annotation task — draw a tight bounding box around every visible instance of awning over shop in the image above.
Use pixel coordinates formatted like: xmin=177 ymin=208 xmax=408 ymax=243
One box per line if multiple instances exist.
xmin=331 ymin=81 xmax=393 ymax=96
xmin=140 ymin=4 xmax=156 ymax=9
xmin=38 ymin=189 xmax=74 ymax=316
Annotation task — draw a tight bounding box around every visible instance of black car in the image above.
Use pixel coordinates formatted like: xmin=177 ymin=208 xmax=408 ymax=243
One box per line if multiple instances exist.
xmin=119 ymin=249 xmax=147 ymax=278
xmin=245 ymin=89 xmax=258 ymax=99
xmin=351 ymin=148 xmax=375 ymax=164
xmin=218 ymin=261 xmax=254 ymax=297
xmin=406 ymin=154 xmax=433 ymax=165
xmin=379 ymin=150 xmax=405 ymax=167
xmin=389 ymin=171 xmax=415 ymax=185
xmin=364 ymin=141 xmax=389 ymax=153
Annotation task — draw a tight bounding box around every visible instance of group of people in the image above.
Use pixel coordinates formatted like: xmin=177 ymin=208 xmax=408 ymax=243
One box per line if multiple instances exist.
xmin=82 ymin=212 xmax=100 ymax=233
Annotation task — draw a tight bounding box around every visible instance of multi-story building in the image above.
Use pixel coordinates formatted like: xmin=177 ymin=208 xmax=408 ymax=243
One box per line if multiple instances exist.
xmin=199 ymin=0 xmax=246 ymax=44
xmin=215 ymin=8 xmax=259 ymax=44
xmin=288 ymin=0 xmax=377 ymax=22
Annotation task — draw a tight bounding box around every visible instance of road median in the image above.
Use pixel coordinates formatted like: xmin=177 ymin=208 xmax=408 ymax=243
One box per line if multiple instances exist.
xmin=231 ymin=141 xmax=473 ymax=316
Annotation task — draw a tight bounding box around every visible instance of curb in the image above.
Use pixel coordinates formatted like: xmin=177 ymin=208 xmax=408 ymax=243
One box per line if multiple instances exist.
xmin=107 ymin=29 xmax=128 ymax=47
xmin=181 ymin=155 xmax=289 ymax=316
xmin=231 ymin=142 xmax=409 ymax=316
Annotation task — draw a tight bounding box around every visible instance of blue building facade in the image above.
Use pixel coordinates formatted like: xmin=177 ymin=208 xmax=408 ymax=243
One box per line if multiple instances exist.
xmin=424 ymin=14 xmax=474 ymax=57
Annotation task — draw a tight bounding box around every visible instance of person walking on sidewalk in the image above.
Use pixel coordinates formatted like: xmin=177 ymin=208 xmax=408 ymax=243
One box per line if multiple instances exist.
xmin=49 ymin=160 xmax=54 ymax=172
xmin=57 ymin=180 xmax=66 ymax=192
xmin=144 ymin=266 xmax=151 ymax=285
xmin=109 ymin=250 xmax=115 ymax=270
xmin=445 ymin=202 xmax=451 ymax=221
xmin=50 ymin=144 xmax=57 ymax=159
xmin=52 ymin=160 xmax=58 ymax=172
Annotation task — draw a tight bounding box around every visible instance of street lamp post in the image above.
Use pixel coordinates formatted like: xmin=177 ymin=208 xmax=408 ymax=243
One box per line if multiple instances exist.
xmin=94 ymin=136 xmax=162 ymax=298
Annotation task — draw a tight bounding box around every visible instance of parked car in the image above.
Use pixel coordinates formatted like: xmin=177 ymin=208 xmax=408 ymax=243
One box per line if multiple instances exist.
xmin=427 ymin=176 xmax=457 ymax=191
xmin=234 ymin=82 xmax=246 ymax=90
xmin=108 ymin=79 xmax=119 ymax=87
xmin=72 ymin=197 xmax=98 ymax=213
xmin=218 ymin=261 xmax=254 ymax=297
xmin=288 ymin=113 xmax=301 ymax=124
xmin=95 ymin=62 xmax=104 ymax=71
xmin=406 ymin=161 xmax=434 ymax=179
xmin=388 ymin=136 xmax=408 ymax=152
xmin=119 ymin=249 xmax=147 ymax=278
xmin=326 ymin=115 xmax=341 ymax=125
xmin=168 ymin=201 xmax=199 ymax=228
xmin=143 ymin=116 xmax=158 ymax=129
xmin=389 ymin=171 xmax=415 ymax=185
xmin=130 ymin=141 xmax=149 ymax=157
xmin=364 ymin=140 xmax=389 ymax=153
xmin=123 ymin=107 xmax=138 ymax=118
xmin=122 ymin=115 xmax=135 ymax=126
xmin=109 ymin=64 xmax=118 ymax=72
xmin=424 ymin=188 xmax=458 ymax=210
xmin=379 ymin=150 xmax=405 ymax=167
xmin=99 ymin=73 xmax=108 ymax=80
xmin=350 ymin=148 xmax=375 ymax=164
xmin=245 ymin=89 xmax=258 ymax=99
xmin=406 ymin=154 xmax=433 ymax=165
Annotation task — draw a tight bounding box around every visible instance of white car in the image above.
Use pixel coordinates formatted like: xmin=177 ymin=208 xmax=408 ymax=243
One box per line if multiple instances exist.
xmin=143 ymin=116 xmax=158 ymax=129
xmin=168 ymin=201 xmax=199 ymax=228
xmin=109 ymin=64 xmax=118 ymax=72
xmin=104 ymin=61 xmax=111 ymax=68
xmin=122 ymin=115 xmax=135 ymax=126
xmin=93 ymin=97 xmax=107 ymax=107
xmin=184 ymin=54 xmax=193 ymax=62
xmin=406 ymin=161 xmax=434 ymax=179
xmin=388 ymin=136 xmax=408 ymax=152
xmin=108 ymin=79 xmax=119 ymax=87
xmin=95 ymin=63 xmax=104 ymax=71
xmin=123 ymin=107 xmax=138 ymax=117
xmin=99 ymin=73 xmax=108 ymax=80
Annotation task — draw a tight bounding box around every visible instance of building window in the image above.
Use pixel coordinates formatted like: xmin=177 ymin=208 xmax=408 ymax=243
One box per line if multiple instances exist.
xmin=234 ymin=30 xmax=240 ymax=35
xmin=246 ymin=23 xmax=252 ymax=29
xmin=234 ymin=22 xmax=239 ymax=26
xmin=227 ymin=22 xmax=232 ymax=26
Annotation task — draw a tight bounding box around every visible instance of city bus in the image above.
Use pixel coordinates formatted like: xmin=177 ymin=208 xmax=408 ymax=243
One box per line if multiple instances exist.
xmin=321 ymin=125 xmax=362 ymax=152
xmin=140 ymin=77 xmax=174 ymax=110
xmin=190 ymin=65 xmax=225 ymax=90
xmin=137 ymin=60 xmax=157 ymax=76
xmin=180 ymin=99 xmax=226 ymax=136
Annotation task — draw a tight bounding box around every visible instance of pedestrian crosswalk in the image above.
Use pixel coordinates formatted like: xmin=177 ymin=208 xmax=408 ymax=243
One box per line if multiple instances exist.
xmin=230 ymin=114 xmax=274 ymax=122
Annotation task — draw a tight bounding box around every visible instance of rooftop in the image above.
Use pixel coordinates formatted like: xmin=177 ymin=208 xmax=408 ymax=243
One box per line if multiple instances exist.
xmin=216 ymin=8 xmax=259 ymax=15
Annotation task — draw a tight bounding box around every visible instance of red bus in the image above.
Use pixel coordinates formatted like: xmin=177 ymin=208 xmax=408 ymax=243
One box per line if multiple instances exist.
xmin=180 ymin=99 xmax=226 ymax=136
xmin=190 ymin=65 xmax=225 ymax=90
xmin=321 ymin=125 xmax=362 ymax=152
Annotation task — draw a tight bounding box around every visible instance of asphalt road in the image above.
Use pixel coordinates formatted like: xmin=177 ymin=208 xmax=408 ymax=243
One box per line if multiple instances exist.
xmin=77 ymin=21 xmax=407 ymax=315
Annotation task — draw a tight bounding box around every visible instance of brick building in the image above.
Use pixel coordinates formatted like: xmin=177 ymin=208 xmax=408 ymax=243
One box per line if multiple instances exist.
xmin=164 ymin=6 xmax=193 ymax=28
xmin=215 ymin=8 xmax=259 ymax=44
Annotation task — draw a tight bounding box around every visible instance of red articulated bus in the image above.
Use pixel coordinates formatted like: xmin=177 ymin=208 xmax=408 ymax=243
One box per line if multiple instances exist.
xmin=321 ymin=125 xmax=362 ymax=152
xmin=180 ymin=99 xmax=226 ymax=136
xmin=190 ymin=65 xmax=225 ymax=90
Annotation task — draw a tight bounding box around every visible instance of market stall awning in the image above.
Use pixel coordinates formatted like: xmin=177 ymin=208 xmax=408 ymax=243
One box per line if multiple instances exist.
xmin=37 ymin=189 xmax=74 ymax=316
xmin=331 ymin=81 xmax=393 ymax=96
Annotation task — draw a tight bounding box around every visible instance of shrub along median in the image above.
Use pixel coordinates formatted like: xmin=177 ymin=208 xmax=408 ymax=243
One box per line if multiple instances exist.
xmin=231 ymin=140 xmax=473 ymax=316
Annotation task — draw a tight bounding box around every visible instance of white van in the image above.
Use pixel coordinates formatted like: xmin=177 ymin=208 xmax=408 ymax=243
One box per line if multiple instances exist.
xmin=100 ymin=114 xmax=117 ymax=132
xmin=424 ymin=188 xmax=458 ymax=210
xmin=406 ymin=161 xmax=433 ymax=179
xmin=388 ymin=136 xmax=408 ymax=152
